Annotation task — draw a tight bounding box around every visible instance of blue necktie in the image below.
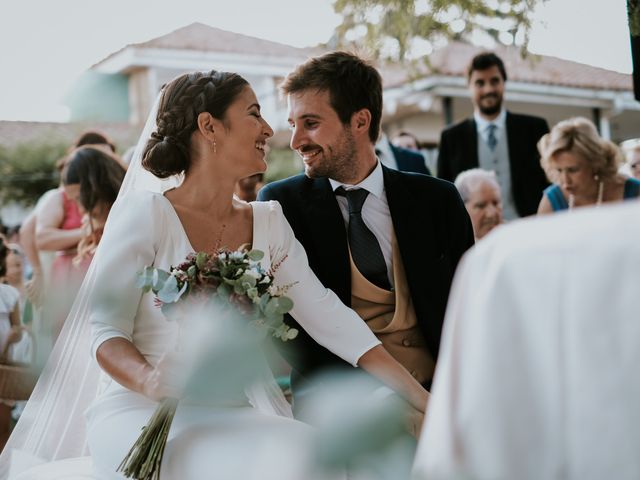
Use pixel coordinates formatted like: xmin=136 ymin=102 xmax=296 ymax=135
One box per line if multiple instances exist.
xmin=336 ymin=187 xmax=390 ymax=290
xmin=487 ymin=124 xmax=497 ymax=151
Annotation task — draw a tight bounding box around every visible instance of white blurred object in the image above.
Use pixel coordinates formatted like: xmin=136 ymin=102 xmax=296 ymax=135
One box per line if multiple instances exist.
xmin=413 ymin=201 xmax=640 ymax=480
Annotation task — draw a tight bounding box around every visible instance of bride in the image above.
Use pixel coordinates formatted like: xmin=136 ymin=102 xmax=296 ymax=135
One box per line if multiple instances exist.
xmin=3 ymin=70 xmax=428 ymax=479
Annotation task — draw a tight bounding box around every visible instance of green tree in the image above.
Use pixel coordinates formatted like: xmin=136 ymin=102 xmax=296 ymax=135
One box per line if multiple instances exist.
xmin=630 ymin=0 xmax=640 ymax=37
xmin=332 ymin=0 xmax=547 ymax=62
xmin=264 ymin=148 xmax=301 ymax=184
xmin=0 ymin=142 xmax=67 ymax=207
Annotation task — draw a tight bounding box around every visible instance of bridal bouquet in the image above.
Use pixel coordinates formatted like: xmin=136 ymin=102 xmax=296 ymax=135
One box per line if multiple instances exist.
xmin=118 ymin=247 xmax=298 ymax=480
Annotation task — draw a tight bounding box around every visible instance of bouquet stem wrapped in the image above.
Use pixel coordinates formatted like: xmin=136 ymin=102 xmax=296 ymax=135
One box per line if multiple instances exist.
xmin=118 ymin=398 xmax=178 ymax=480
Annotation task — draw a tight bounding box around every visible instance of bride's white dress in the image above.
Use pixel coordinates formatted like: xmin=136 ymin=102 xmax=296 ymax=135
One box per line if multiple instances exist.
xmin=84 ymin=190 xmax=381 ymax=480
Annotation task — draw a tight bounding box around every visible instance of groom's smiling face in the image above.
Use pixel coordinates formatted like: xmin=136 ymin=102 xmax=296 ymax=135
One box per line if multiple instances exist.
xmin=287 ymin=89 xmax=356 ymax=182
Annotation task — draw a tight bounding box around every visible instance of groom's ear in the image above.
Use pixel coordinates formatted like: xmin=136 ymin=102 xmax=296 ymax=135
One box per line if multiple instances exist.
xmin=351 ymin=109 xmax=371 ymax=138
xmin=197 ymin=112 xmax=217 ymax=139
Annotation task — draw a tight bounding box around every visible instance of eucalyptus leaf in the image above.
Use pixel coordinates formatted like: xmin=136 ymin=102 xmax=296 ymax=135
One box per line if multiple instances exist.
xmin=175 ymin=279 xmax=189 ymax=301
xmin=151 ymin=268 xmax=170 ymax=292
xmin=187 ymin=265 xmax=197 ymax=278
xmin=157 ymin=275 xmax=180 ymax=303
xmin=136 ymin=267 xmax=154 ymax=291
xmin=247 ymin=287 xmax=259 ymax=301
xmin=264 ymin=298 xmax=279 ymax=316
xmin=196 ymin=252 xmax=208 ymax=270
xmin=259 ymin=294 xmax=270 ymax=309
xmin=240 ymin=274 xmax=257 ymax=288
xmin=274 ymin=296 xmax=294 ymax=315
xmin=247 ymin=249 xmax=264 ymax=261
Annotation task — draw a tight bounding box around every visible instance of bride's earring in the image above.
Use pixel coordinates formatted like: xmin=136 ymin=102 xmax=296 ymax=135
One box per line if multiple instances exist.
xmin=212 ymin=138 xmax=217 ymax=154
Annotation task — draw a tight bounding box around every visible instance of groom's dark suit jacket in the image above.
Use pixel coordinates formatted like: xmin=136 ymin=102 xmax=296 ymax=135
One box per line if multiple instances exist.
xmin=258 ymin=166 xmax=474 ymax=410
xmin=437 ymin=111 xmax=549 ymax=217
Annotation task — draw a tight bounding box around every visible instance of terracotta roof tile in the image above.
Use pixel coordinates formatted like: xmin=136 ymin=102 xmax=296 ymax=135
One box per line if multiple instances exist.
xmin=382 ymin=42 xmax=632 ymax=91
xmin=95 ymin=22 xmax=318 ymax=68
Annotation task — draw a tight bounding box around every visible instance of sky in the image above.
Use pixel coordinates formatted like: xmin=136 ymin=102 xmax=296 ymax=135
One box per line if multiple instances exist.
xmin=0 ymin=0 xmax=633 ymax=122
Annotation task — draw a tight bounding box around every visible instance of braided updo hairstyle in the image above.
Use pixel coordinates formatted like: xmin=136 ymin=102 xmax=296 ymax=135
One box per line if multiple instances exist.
xmin=142 ymin=70 xmax=249 ymax=178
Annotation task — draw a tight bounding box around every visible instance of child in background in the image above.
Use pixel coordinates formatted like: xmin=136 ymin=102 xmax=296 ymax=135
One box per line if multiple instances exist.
xmin=0 ymin=236 xmax=25 ymax=446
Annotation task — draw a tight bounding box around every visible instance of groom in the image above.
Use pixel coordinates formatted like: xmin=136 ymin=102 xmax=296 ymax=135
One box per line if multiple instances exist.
xmin=259 ymin=52 xmax=474 ymax=420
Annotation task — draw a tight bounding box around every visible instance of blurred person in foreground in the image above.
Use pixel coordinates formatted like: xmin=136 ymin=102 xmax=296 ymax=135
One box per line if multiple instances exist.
xmin=437 ymin=52 xmax=549 ymax=219
xmin=413 ymin=199 xmax=640 ymax=480
xmin=454 ymin=169 xmax=503 ymax=241
xmin=621 ymin=138 xmax=640 ymax=180
xmin=537 ymin=117 xmax=640 ymax=214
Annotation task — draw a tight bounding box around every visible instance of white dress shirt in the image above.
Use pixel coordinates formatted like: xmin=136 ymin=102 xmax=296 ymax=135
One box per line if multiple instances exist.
xmin=328 ymin=161 xmax=394 ymax=288
xmin=474 ymin=108 xmax=506 ymax=146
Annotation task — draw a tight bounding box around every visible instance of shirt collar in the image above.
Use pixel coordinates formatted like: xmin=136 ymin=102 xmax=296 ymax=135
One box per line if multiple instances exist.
xmin=329 ymin=160 xmax=385 ymax=199
xmin=474 ymin=109 xmax=507 ymax=132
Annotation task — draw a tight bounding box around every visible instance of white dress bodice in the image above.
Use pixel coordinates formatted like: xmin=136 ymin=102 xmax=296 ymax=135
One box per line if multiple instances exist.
xmin=81 ymin=190 xmax=381 ymax=480
xmin=88 ymin=190 xmax=380 ymax=399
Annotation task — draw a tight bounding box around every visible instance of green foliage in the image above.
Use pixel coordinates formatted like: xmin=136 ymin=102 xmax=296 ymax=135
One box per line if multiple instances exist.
xmin=264 ymin=148 xmax=301 ymax=183
xmin=630 ymin=0 xmax=640 ymax=37
xmin=332 ymin=0 xmax=547 ymax=62
xmin=0 ymin=141 xmax=67 ymax=206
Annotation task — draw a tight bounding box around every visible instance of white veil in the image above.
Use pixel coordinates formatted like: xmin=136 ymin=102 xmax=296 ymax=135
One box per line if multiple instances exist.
xmin=0 ymin=96 xmax=165 ymax=479
xmin=0 ymin=89 xmax=291 ymax=478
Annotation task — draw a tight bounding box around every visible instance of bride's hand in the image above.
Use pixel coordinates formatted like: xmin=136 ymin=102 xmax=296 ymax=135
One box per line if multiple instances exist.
xmin=140 ymin=351 xmax=184 ymax=401
xmin=358 ymin=344 xmax=430 ymax=415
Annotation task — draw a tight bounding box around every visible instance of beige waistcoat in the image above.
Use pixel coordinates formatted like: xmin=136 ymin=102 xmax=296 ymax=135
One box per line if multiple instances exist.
xmin=349 ymin=235 xmax=435 ymax=384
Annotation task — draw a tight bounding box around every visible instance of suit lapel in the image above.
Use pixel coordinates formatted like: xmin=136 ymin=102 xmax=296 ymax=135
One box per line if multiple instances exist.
xmin=505 ymin=111 xmax=521 ymax=183
xmin=383 ymin=167 xmax=438 ymax=284
xmin=467 ymin=118 xmax=479 ymax=168
xmin=302 ymin=178 xmax=351 ymax=304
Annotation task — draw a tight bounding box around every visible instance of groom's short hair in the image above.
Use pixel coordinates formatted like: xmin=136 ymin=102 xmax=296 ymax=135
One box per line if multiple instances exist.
xmin=281 ymin=51 xmax=382 ymax=144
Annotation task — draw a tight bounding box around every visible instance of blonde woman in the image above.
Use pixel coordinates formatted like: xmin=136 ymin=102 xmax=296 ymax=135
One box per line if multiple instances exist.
xmin=621 ymin=138 xmax=640 ymax=180
xmin=537 ymin=117 xmax=640 ymax=214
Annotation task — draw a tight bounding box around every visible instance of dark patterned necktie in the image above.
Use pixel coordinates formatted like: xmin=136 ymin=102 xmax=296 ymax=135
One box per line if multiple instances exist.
xmin=487 ymin=124 xmax=497 ymax=151
xmin=336 ymin=187 xmax=390 ymax=290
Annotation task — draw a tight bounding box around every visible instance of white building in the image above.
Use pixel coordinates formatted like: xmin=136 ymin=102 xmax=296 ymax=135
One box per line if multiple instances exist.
xmin=90 ymin=22 xmax=319 ymax=146
xmin=381 ymin=42 xmax=639 ymax=145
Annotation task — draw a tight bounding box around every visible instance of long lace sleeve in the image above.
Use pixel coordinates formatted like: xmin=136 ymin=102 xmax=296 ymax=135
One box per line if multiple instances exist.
xmin=88 ymin=191 xmax=162 ymax=358
xmin=265 ymin=201 xmax=380 ymax=366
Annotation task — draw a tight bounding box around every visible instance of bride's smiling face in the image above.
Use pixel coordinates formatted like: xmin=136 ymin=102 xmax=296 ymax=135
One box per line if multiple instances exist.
xmin=216 ymin=86 xmax=274 ymax=178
